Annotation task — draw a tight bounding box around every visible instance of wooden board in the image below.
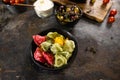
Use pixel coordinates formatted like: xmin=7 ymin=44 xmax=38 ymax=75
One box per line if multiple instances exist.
xmin=52 ymin=0 xmax=113 ymax=22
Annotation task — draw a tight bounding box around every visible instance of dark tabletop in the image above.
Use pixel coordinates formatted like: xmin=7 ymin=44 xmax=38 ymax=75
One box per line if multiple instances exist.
xmin=0 ymin=0 xmax=120 ymax=80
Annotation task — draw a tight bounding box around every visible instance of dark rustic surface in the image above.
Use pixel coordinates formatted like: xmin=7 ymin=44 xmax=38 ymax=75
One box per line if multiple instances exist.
xmin=0 ymin=0 xmax=120 ymax=80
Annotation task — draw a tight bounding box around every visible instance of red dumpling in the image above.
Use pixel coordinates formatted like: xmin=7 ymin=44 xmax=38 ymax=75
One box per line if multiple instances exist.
xmin=42 ymin=52 xmax=54 ymax=65
xmin=33 ymin=35 xmax=46 ymax=46
xmin=34 ymin=47 xmax=46 ymax=63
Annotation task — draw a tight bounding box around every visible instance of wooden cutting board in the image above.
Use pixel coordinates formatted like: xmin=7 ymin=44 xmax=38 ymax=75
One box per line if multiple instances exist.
xmin=52 ymin=0 xmax=113 ymax=22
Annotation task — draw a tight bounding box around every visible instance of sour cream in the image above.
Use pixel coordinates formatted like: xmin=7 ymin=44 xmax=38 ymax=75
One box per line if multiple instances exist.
xmin=33 ymin=0 xmax=54 ymax=18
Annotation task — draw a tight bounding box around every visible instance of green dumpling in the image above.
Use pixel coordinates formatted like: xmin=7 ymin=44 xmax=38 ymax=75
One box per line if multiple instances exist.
xmin=63 ymin=39 xmax=75 ymax=53
xmin=50 ymin=43 xmax=63 ymax=54
xmin=54 ymin=54 xmax=67 ymax=67
xmin=59 ymin=51 xmax=72 ymax=60
xmin=47 ymin=32 xmax=61 ymax=39
xmin=40 ymin=41 xmax=52 ymax=52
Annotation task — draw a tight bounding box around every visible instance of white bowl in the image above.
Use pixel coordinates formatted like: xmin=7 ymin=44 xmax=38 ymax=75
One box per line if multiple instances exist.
xmin=33 ymin=0 xmax=54 ymax=18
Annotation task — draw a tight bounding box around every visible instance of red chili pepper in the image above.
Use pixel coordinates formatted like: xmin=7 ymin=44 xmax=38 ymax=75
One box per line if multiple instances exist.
xmin=34 ymin=47 xmax=46 ymax=63
xmin=33 ymin=35 xmax=46 ymax=46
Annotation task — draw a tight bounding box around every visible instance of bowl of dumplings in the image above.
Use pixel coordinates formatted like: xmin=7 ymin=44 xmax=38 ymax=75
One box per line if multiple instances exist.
xmin=30 ymin=28 xmax=78 ymax=71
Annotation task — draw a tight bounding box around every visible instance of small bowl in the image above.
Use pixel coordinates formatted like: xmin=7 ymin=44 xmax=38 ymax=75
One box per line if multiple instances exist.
xmin=33 ymin=0 xmax=54 ymax=18
xmin=30 ymin=28 xmax=78 ymax=71
xmin=55 ymin=4 xmax=83 ymax=27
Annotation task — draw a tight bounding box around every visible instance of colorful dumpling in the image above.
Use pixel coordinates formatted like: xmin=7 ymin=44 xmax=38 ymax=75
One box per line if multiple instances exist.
xmin=58 ymin=51 xmax=72 ymax=60
xmin=50 ymin=43 xmax=63 ymax=54
xmin=47 ymin=32 xmax=61 ymax=39
xmin=63 ymin=39 xmax=75 ymax=53
xmin=54 ymin=54 xmax=67 ymax=67
xmin=54 ymin=36 xmax=64 ymax=46
xmin=40 ymin=41 xmax=52 ymax=52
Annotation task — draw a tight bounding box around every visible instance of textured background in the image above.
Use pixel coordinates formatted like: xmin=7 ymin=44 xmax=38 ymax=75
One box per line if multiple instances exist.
xmin=0 ymin=0 xmax=120 ymax=80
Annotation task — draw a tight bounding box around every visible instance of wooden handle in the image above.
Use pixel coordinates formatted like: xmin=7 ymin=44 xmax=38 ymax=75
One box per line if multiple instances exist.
xmin=52 ymin=0 xmax=76 ymax=5
xmin=13 ymin=3 xmax=34 ymax=7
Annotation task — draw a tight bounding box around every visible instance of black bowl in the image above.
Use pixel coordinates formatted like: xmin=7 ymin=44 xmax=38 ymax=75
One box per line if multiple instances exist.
xmin=30 ymin=28 xmax=78 ymax=71
xmin=55 ymin=4 xmax=83 ymax=27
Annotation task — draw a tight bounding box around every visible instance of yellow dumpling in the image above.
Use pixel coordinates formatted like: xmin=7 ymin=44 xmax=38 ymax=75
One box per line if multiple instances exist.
xmin=54 ymin=36 xmax=64 ymax=46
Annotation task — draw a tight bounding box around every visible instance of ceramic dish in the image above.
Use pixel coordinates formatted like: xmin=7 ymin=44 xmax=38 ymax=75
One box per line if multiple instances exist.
xmin=55 ymin=4 xmax=83 ymax=27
